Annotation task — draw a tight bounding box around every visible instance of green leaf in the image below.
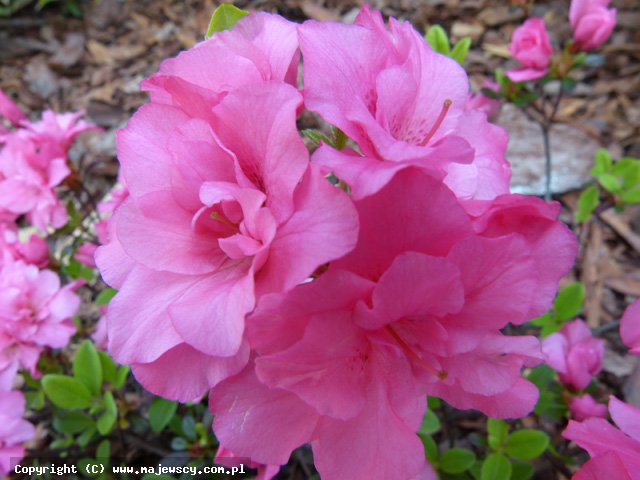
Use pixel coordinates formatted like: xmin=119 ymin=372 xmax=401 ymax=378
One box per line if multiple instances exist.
xmin=420 ymin=435 xmax=439 ymax=463
xmin=77 ymin=425 xmax=97 ymax=448
xmin=64 ymin=257 xmax=96 ymax=281
xmin=301 ymin=129 xmax=331 ymax=147
xmin=149 ymin=398 xmax=178 ymax=433
xmin=505 ymin=429 xmax=550 ymax=460
xmin=487 ymin=418 xmax=509 ymax=450
xmin=576 ymin=185 xmax=600 ymax=223
xmin=42 ymin=375 xmax=93 ymax=409
xmin=511 ymin=462 xmax=535 ymax=480
xmin=114 ymin=365 xmax=129 ymax=389
xmin=95 ymin=288 xmax=117 ymax=306
xmin=171 ymin=437 xmax=188 ymax=451
xmin=53 ymin=411 xmax=95 ymax=435
xmin=96 ymin=439 xmax=110 ymax=460
xmin=451 ymin=37 xmax=471 ymax=65
xmin=425 ymin=25 xmax=450 ymax=56
xmin=50 ymin=437 xmax=75 ymax=450
xmin=440 ymin=448 xmax=476 ymax=474
xmin=97 ymin=392 xmax=117 ymax=435
xmin=591 ymin=149 xmax=612 ymax=175
xmin=74 ymin=340 xmax=103 ymax=396
xmin=25 ymin=390 xmax=45 ymax=410
xmin=598 ymin=173 xmax=622 ymax=193
xmin=553 ymin=282 xmax=585 ymax=322
xmin=622 ymin=187 xmax=640 ymax=203
xmin=481 ymin=453 xmax=512 ymax=480
xmin=206 ymin=4 xmax=248 ymax=38
xmin=98 ymin=351 xmax=117 ymax=384
xmin=427 ymin=396 xmax=442 ymax=410
xmin=419 ymin=409 xmax=441 ymax=435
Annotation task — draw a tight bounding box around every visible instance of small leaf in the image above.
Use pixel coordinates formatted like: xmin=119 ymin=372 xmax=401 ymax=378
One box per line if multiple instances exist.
xmin=505 ymin=429 xmax=549 ymax=460
xmin=74 ymin=340 xmax=103 ymax=396
xmin=576 ymin=185 xmax=600 ymax=223
xmin=95 ymin=288 xmax=117 ymax=306
xmin=420 ymin=435 xmax=439 ymax=463
xmin=553 ymin=282 xmax=585 ymax=322
xmin=98 ymin=351 xmax=117 ymax=384
xmin=96 ymin=439 xmax=110 ymax=460
xmin=440 ymin=448 xmax=476 ymax=474
xmin=622 ymin=187 xmax=640 ymax=203
xmin=77 ymin=425 xmax=97 ymax=448
xmin=481 ymin=453 xmax=512 ymax=480
xmin=171 ymin=437 xmax=188 ymax=451
xmin=97 ymin=392 xmax=117 ymax=435
xmin=487 ymin=418 xmax=509 ymax=450
xmin=511 ymin=462 xmax=535 ymax=480
xmin=114 ymin=365 xmax=129 ymax=389
xmin=425 ymin=25 xmax=450 ymax=56
xmin=53 ymin=411 xmax=95 ymax=435
xmin=42 ymin=375 xmax=93 ymax=409
xmin=206 ymin=4 xmax=248 ymax=38
xmin=451 ymin=37 xmax=471 ymax=65
xmin=591 ymin=149 xmax=612 ymax=175
xmin=419 ymin=409 xmax=441 ymax=435
xmin=598 ymin=173 xmax=622 ymax=193
xmin=149 ymin=398 xmax=178 ymax=433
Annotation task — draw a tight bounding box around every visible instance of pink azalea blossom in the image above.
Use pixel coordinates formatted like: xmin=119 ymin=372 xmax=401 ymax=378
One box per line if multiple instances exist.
xmin=215 ymin=444 xmax=280 ymax=480
xmin=96 ymin=34 xmax=358 ymax=402
xmin=620 ymin=299 xmax=640 ymax=356
xmin=0 ymin=224 xmax=48 ymax=268
xmin=542 ymin=319 xmax=604 ymax=391
xmin=570 ymin=0 xmax=616 ymax=51
xmin=75 ymin=243 xmax=98 ymax=268
xmin=506 ymin=18 xmax=554 ymax=82
xmin=0 ymin=259 xmax=81 ymax=390
xmin=91 ymin=307 xmax=108 ymax=350
xmin=0 ymin=90 xmax=27 ymax=128
xmin=570 ymin=394 xmax=608 ymax=421
xmin=300 ymin=6 xmax=511 ymax=202
xmin=0 ymin=390 xmax=35 ymax=475
xmin=564 ymin=396 xmax=640 ymax=479
xmin=465 ymin=81 xmax=501 ymax=119
xmin=210 ymin=170 xmax=576 ymax=479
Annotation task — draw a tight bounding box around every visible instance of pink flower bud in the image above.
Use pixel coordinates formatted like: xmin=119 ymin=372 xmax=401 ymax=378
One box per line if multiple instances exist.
xmin=569 ymin=394 xmax=608 ymax=421
xmin=506 ymin=18 xmax=553 ymax=82
xmin=570 ymin=0 xmax=616 ymax=51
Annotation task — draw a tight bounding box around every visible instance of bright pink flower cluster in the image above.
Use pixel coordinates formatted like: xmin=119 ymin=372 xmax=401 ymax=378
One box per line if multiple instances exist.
xmin=0 ymin=90 xmax=97 ymax=232
xmin=564 ymin=396 xmax=640 ymax=479
xmin=506 ymin=18 xmax=554 ymax=82
xmin=0 ymin=390 xmax=35 ymax=475
xmin=97 ymin=7 xmax=577 ymax=479
xmin=542 ymin=319 xmax=604 ymax=391
xmin=570 ymin=0 xmax=617 ymax=51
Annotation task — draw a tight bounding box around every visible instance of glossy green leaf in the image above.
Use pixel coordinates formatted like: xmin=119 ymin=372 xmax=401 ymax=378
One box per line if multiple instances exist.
xmin=511 ymin=462 xmax=535 ymax=480
xmin=553 ymin=282 xmax=585 ymax=322
xmin=114 ymin=365 xmax=129 ymax=389
xmin=419 ymin=409 xmax=441 ymax=435
xmin=97 ymin=392 xmax=117 ymax=435
xmin=425 ymin=25 xmax=450 ymax=56
xmin=451 ymin=37 xmax=471 ymax=64
xmin=487 ymin=418 xmax=509 ymax=450
xmin=481 ymin=453 xmax=512 ymax=480
xmin=96 ymin=439 xmax=110 ymax=460
xmin=53 ymin=411 xmax=94 ymax=435
xmin=74 ymin=340 xmax=103 ymax=395
xmin=95 ymin=288 xmax=117 ymax=306
xmin=440 ymin=448 xmax=476 ymax=474
xmin=149 ymin=398 xmax=178 ymax=433
xmin=576 ymin=185 xmax=600 ymax=223
xmin=505 ymin=429 xmax=550 ymax=460
xmin=42 ymin=375 xmax=93 ymax=409
xmin=98 ymin=351 xmax=117 ymax=384
xmin=420 ymin=435 xmax=439 ymax=463
xmin=206 ymin=4 xmax=248 ymax=38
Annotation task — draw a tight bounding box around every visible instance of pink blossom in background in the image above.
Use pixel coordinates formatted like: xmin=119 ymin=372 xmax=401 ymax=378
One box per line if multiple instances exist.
xmin=506 ymin=18 xmax=554 ymax=82
xmin=0 ymin=91 xmax=27 ymax=128
xmin=564 ymin=396 xmax=640 ymax=479
xmin=300 ymin=6 xmax=511 ymax=202
xmin=91 ymin=308 xmax=108 ymax=350
xmin=210 ymin=170 xmax=576 ymax=480
xmin=75 ymin=243 xmax=98 ymax=269
xmin=465 ymin=80 xmax=501 ymax=119
xmin=0 ymin=390 xmax=35 ymax=475
xmin=0 ymin=224 xmax=48 ymax=268
xmin=542 ymin=319 xmax=604 ymax=391
xmin=215 ymin=445 xmax=281 ymax=480
xmin=569 ymin=0 xmax=617 ymax=51
xmin=96 ymin=28 xmax=358 ymax=402
xmin=620 ymin=299 xmax=640 ymax=356
xmin=0 ymin=260 xmax=81 ymax=390
xmin=569 ymin=394 xmax=608 ymax=421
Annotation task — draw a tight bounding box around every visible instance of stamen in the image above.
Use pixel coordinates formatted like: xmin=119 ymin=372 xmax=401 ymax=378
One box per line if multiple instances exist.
xmin=210 ymin=211 xmax=235 ymax=227
xmin=420 ymin=99 xmax=452 ymax=146
xmin=386 ymin=325 xmax=446 ymax=379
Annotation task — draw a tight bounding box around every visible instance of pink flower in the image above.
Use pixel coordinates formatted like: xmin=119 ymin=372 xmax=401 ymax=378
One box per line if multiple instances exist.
xmin=0 ymin=224 xmax=48 ymax=268
xmin=0 ymin=259 xmax=81 ymax=389
xmin=91 ymin=308 xmax=108 ymax=350
xmin=570 ymin=0 xmax=616 ymax=51
xmin=506 ymin=18 xmax=554 ymax=82
xmin=209 ymin=170 xmax=576 ymax=479
xmin=570 ymin=394 xmax=608 ymax=421
xmin=96 ymin=16 xmax=358 ymax=402
xmin=0 ymin=390 xmax=35 ymax=475
xmin=542 ymin=319 xmax=604 ymax=391
xmin=215 ymin=444 xmax=280 ymax=480
xmin=75 ymin=243 xmax=98 ymax=268
xmin=0 ymin=90 xmax=27 ymax=128
xmin=563 ymin=396 xmax=640 ymax=479
xmin=621 ymin=299 xmax=640 ymax=356
xmin=300 ymin=6 xmax=511 ymax=202
xmin=465 ymin=81 xmax=501 ymax=119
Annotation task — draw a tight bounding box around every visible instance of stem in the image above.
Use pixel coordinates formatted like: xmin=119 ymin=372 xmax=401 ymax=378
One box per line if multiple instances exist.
xmin=541 ymin=124 xmax=552 ymax=201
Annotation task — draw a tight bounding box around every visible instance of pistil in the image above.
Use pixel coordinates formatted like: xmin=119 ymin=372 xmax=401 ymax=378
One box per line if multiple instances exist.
xmin=420 ymin=99 xmax=452 ymax=146
xmin=386 ymin=325 xmax=446 ymax=379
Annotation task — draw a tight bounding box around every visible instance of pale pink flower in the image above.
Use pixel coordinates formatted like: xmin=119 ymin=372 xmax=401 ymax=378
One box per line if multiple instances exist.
xmin=210 ymin=170 xmax=576 ymax=479
xmin=0 ymin=90 xmax=27 ymax=128
xmin=96 ymin=47 xmax=358 ymax=402
xmin=0 ymin=224 xmax=48 ymax=268
xmin=570 ymin=0 xmax=616 ymax=51
xmin=542 ymin=319 xmax=604 ymax=391
xmin=564 ymin=396 xmax=640 ymax=479
xmin=75 ymin=243 xmax=98 ymax=268
xmin=300 ymin=6 xmax=511 ymax=202
xmin=506 ymin=18 xmax=554 ymax=82
xmin=570 ymin=394 xmax=608 ymax=421
xmin=621 ymin=299 xmax=640 ymax=356
xmin=91 ymin=308 xmax=108 ymax=350
xmin=0 ymin=259 xmax=81 ymax=389
xmin=0 ymin=390 xmax=35 ymax=475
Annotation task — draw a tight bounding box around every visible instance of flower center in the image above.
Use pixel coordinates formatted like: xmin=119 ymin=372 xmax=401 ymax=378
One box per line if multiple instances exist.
xmin=385 ymin=325 xmax=447 ymax=379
